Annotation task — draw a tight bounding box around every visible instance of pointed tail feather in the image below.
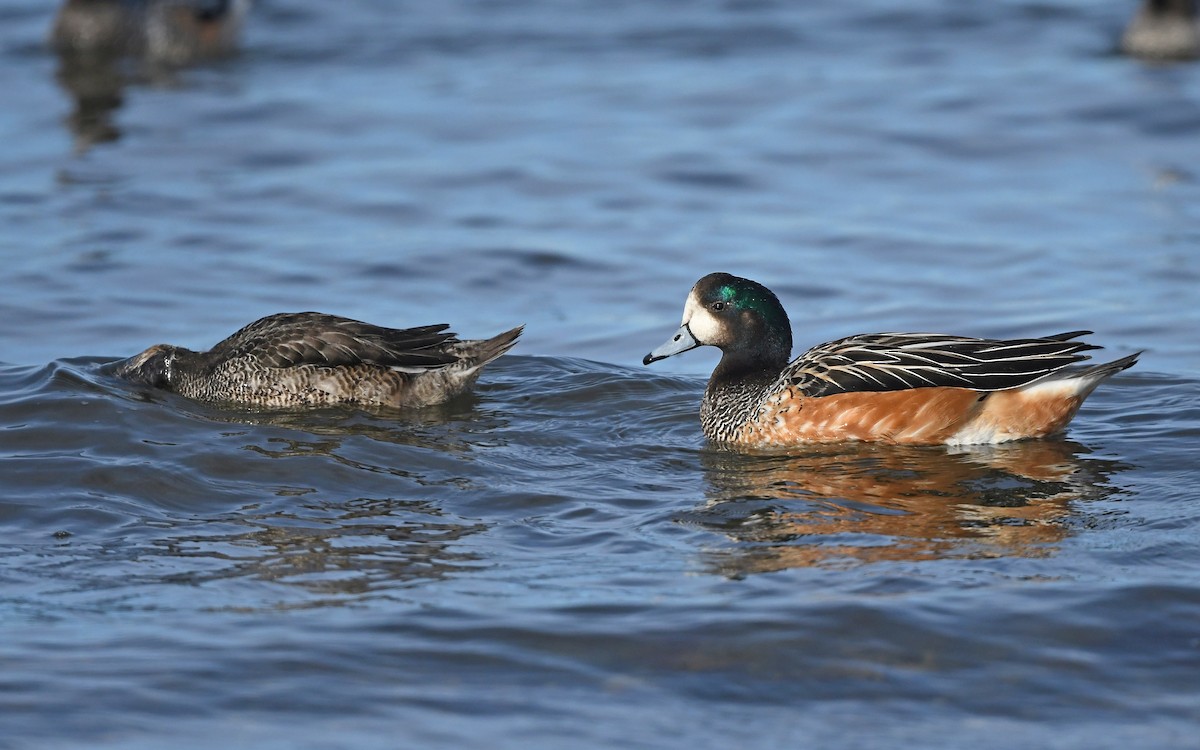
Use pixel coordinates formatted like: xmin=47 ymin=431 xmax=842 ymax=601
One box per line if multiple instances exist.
xmin=464 ymin=325 xmax=524 ymax=368
xmin=1067 ymin=351 xmax=1141 ymax=381
xmin=1040 ymin=350 xmax=1140 ymax=399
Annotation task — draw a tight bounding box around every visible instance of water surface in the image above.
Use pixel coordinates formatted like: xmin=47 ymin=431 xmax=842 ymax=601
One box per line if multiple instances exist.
xmin=1 ymin=1 xmax=1199 ymax=748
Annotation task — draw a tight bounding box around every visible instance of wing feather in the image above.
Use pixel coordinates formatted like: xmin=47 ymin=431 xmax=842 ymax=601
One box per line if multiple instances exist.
xmin=787 ymin=332 xmax=1100 ymax=397
xmin=208 ymin=313 xmax=459 ymax=371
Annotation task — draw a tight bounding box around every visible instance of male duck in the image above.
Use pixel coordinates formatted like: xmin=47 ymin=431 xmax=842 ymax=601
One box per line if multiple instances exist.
xmin=643 ymin=273 xmax=1138 ymax=447
xmin=113 ymin=312 xmax=522 ymax=408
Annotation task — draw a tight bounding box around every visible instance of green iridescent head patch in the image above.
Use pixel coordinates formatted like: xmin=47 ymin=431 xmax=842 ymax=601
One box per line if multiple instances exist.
xmin=716 ymin=279 xmax=787 ymax=327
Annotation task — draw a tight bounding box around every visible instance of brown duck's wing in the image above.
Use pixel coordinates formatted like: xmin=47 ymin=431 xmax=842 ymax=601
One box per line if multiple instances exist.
xmin=786 ymin=331 xmax=1101 ymax=398
xmin=208 ymin=313 xmax=460 ymax=371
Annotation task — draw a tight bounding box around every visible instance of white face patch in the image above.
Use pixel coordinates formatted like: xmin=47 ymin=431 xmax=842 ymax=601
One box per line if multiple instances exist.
xmin=682 ymin=291 xmax=722 ymax=346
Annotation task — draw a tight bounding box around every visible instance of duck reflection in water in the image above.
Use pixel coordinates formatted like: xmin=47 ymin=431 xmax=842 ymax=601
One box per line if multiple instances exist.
xmin=691 ymin=440 xmax=1128 ymax=576
xmin=162 ymin=497 xmax=488 ymax=604
xmin=49 ymin=0 xmax=251 ymax=151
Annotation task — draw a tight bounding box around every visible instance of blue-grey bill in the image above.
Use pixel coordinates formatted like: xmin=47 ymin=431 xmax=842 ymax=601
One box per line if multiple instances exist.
xmin=643 ymin=324 xmax=699 ymax=365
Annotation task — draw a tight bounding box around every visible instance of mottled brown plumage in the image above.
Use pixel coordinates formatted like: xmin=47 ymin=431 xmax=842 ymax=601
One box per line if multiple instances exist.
xmin=113 ymin=312 xmax=522 ymax=408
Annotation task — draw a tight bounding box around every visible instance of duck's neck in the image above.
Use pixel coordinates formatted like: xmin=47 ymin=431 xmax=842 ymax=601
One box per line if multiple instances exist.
xmin=163 ymin=347 xmax=208 ymax=395
xmin=701 ymin=351 xmax=788 ymax=442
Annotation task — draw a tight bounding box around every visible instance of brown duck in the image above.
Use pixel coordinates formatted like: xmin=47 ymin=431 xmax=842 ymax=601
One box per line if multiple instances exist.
xmin=113 ymin=312 xmax=522 ymax=408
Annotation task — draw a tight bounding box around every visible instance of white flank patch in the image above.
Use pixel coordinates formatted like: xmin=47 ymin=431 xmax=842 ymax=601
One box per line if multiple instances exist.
xmin=1018 ymin=376 xmax=1085 ymax=399
xmin=945 ymin=423 xmax=1002 ymax=446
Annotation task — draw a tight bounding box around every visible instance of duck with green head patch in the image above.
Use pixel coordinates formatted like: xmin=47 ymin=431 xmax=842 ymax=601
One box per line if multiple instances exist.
xmin=644 ymin=272 xmax=1139 ymax=447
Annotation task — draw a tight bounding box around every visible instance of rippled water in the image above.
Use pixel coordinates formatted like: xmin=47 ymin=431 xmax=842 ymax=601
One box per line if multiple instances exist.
xmin=2 ymin=1 xmax=1200 ymax=748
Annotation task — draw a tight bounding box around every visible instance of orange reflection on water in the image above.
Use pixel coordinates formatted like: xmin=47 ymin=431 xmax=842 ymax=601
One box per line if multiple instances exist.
xmin=696 ymin=440 xmax=1127 ymax=574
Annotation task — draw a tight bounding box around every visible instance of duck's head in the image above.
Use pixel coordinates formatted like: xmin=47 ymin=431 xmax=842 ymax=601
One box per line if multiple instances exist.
xmin=112 ymin=344 xmax=176 ymax=390
xmin=643 ymin=272 xmax=792 ymax=372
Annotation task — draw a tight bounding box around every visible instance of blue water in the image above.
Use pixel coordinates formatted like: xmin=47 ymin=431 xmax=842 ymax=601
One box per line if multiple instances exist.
xmin=2 ymin=1 xmax=1200 ymax=748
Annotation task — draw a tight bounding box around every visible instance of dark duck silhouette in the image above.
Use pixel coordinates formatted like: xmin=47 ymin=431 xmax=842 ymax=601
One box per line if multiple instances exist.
xmin=51 ymin=0 xmax=250 ymax=65
xmin=1121 ymin=0 xmax=1200 ymax=60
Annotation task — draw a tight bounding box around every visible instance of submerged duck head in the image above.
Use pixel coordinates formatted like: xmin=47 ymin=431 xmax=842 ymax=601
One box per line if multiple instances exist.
xmin=643 ymin=272 xmax=792 ymax=373
xmin=112 ymin=344 xmax=177 ymax=390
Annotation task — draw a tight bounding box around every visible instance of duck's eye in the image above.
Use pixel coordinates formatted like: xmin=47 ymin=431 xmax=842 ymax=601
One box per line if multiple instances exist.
xmin=711 ymin=301 xmax=726 ymax=312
